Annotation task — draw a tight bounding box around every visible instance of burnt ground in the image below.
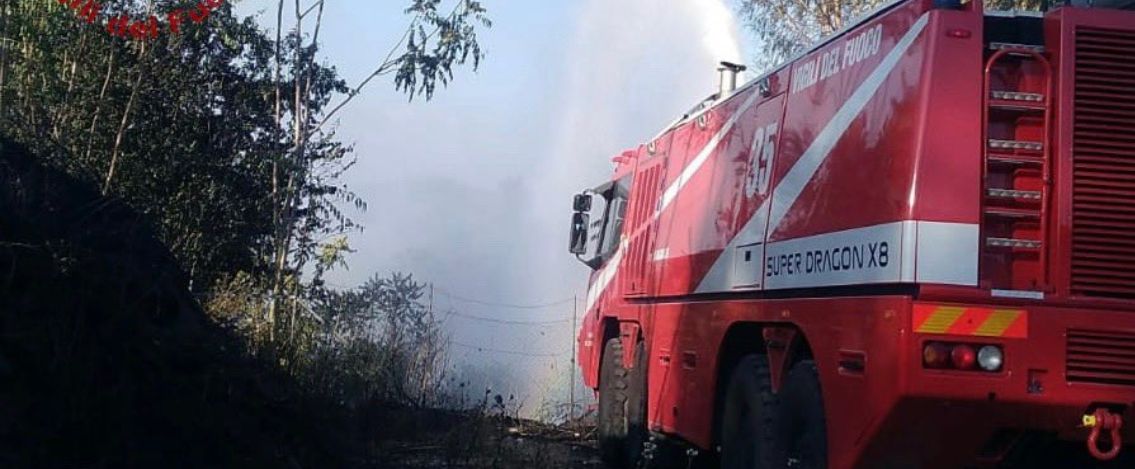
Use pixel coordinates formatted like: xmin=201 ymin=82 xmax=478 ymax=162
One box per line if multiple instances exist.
xmin=372 ymin=408 xmax=602 ymax=468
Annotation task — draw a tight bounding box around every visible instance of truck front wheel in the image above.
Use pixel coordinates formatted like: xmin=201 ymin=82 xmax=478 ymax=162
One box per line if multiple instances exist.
xmin=598 ymin=338 xmax=630 ymax=467
xmin=624 ymin=341 xmax=648 ymax=466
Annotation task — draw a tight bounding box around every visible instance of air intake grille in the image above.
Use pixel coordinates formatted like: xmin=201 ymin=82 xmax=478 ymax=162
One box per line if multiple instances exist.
xmin=1070 ymin=27 xmax=1135 ymax=299
xmin=1067 ymin=329 xmax=1135 ymax=387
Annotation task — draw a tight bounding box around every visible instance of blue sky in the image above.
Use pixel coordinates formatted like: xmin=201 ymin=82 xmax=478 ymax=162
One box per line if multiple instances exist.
xmin=232 ymin=0 xmax=749 ymax=411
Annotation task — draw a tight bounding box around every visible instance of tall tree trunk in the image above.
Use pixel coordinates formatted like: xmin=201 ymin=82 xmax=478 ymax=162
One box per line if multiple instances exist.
xmin=266 ymin=0 xmax=286 ymax=343
xmin=102 ymin=45 xmax=146 ymax=195
xmin=53 ymin=29 xmax=86 ymax=142
xmin=102 ymin=0 xmax=154 ymax=195
xmin=0 ymin=1 xmax=10 ymax=117
xmin=84 ymin=50 xmax=115 ymax=163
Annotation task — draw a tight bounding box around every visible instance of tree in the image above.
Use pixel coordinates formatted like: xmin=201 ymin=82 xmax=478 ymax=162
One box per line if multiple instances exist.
xmin=0 ymin=1 xmax=485 ymax=463
xmin=304 ymin=272 xmax=451 ymax=409
xmin=736 ymin=0 xmax=1043 ymax=71
xmin=0 ymin=0 xmax=490 ymax=349
xmin=0 ymin=0 xmax=293 ymax=290
xmin=736 ymin=0 xmax=887 ymax=70
xmin=263 ymin=0 xmax=491 ymax=343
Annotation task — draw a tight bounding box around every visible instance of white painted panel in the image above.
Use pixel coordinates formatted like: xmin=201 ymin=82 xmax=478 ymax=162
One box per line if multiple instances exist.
xmin=732 ymin=243 xmax=764 ymax=289
xmin=695 ymin=15 xmax=930 ymax=294
xmin=900 ymin=221 xmax=917 ymax=282
xmin=763 ymin=222 xmax=906 ymax=290
xmin=915 ymin=221 xmax=979 ymax=286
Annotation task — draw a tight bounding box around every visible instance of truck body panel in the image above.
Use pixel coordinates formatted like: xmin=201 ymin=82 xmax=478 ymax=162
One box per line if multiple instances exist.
xmin=573 ymin=0 xmax=1135 ymax=466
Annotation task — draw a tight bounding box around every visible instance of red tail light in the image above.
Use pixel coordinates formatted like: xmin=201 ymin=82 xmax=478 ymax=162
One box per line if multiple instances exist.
xmin=922 ymin=341 xmax=1002 ymax=373
xmin=951 ymin=344 xmax=977 ymax=370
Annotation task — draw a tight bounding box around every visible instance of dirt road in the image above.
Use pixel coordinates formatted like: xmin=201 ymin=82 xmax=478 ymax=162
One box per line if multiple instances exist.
xmin=374 ymin=408 xmax=603 ymax=468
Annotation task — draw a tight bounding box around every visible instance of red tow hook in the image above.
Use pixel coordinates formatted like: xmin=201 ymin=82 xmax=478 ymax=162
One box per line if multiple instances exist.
xmin=1082 ymin=408 xmax=1124 ymax=461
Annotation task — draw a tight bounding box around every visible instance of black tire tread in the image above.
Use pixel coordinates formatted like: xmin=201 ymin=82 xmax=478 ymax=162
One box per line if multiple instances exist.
xmin=719 ymin=354 xmax=782 ymax=469
xmin=625 ymin=340 xmax=648 ymax=467
xmin=598 ymin=338 xmax=629 ymax=467
xmin=779 ymin=359 xmax=828 ymax=469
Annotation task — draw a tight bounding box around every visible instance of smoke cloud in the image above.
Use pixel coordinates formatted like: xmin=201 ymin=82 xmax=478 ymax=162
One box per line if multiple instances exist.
xmin=517 ymin=0 xmax=746 ymax=413
xmin=237 ymin=0 xmax=746 ymax=417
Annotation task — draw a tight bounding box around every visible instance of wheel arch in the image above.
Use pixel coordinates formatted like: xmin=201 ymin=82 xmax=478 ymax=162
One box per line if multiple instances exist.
xmin=588 ymin=315 xmax=646 ymax=389
xmin=582 ymin=316 xmax=622 ymax=390
xmin=711 ymin=321 xmax=816 ymax=448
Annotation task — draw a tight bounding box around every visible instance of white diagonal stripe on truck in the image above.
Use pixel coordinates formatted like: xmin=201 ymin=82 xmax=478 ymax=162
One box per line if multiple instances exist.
xmin=586 ymin=87 xmax=764 ymax=312
xmin=656 ymin=90 xmax=764 ymax=217
xmin=695 ymin=14 xmax=929 ymax=294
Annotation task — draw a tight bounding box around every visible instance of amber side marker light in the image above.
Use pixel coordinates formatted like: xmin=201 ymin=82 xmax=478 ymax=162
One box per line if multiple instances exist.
xmin=923 ymin=342 xmax=952 ymax=368
xmin=923 ymin=341 xmax=1003 ymax=372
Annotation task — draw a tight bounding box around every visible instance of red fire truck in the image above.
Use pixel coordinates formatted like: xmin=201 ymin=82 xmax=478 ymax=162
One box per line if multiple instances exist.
xmin=569 ymin=0 xmax=1135 ymax=467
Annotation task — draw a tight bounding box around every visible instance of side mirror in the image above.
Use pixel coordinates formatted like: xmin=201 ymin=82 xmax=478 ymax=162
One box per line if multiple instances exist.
xmin=573 ymin=193 xmax=592 ymax=212
xmin=569 ymin=212 xmax=589 ymax=255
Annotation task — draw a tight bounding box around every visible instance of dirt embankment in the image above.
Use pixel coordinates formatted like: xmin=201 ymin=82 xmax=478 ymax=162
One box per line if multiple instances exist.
xmin=0 ymin=139 xmax=354 ymax=467
xmin=0 ymin=138 xmax=603 ymax=468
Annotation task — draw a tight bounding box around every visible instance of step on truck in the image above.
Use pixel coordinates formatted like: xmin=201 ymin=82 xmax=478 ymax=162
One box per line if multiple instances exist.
xmin=568 ymin=0 xmax=1135 ymax=467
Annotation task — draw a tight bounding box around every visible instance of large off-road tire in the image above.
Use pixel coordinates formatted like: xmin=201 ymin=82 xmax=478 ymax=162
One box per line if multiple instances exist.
xmin=624 ymin=340 xmax=649 ymax=467
xmin=778 ymin=360 xmax=828 ymax=469
xmin=719 ymin=354 xmax=784 ymax=469
xmin=598 ymin=338 xmax=630 ymax=467
xmin=599 ymin=337 xmax=649 ymax=467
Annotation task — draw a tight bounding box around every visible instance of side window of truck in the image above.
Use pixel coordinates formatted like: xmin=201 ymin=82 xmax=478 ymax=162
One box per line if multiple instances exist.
xmin=597 ymin=176 xmax=632 ymax=260
xmin=601 ymin=198 xmax=627 ymax=256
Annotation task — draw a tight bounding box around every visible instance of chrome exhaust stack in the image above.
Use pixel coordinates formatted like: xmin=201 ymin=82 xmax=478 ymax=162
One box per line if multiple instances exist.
xmin=717 ymin=61 xmax=747 ymax=97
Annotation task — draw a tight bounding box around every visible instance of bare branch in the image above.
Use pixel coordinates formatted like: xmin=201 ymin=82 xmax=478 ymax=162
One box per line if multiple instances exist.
xmin=310 ymin=20 xmax=415 ymax=135
xmin=311 ymin=0 xmax=489 ymax=134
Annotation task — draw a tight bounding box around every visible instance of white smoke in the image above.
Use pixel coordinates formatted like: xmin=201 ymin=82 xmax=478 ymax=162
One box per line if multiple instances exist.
xmin=695 ymin=0 xmax=747 ymax=69
xmin=514 ymin=0 xmax=747 ymax=416
xmin=251 ymin=0 xmax=750 ymax=419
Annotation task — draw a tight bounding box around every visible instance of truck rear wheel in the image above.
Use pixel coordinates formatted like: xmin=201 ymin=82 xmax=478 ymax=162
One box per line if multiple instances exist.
xmin=598 ymin=338 xmax=630 ymax=467
xmin=719 ymin=354 xmax=783 ymax=469
xmin=778 ymin=360 xmax=828 ymax=469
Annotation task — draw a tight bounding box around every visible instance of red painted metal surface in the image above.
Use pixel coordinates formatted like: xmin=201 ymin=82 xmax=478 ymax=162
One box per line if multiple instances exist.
xmin=574 ymin=1 xmax=1135 ymax=467
xmin=1067 ymin=329 xmax=1135 ymax=387
xmin=1068 ymin=26 xmax=1135 ymax=299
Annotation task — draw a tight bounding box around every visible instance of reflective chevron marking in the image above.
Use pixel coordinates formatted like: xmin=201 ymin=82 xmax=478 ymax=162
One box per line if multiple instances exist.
xmin=914 ymin=304 xmax=1028 ymax=338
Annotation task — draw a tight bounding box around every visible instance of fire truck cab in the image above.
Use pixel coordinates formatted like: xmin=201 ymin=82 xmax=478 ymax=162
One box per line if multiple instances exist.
xmin=570 ymin=0 xmax=1135 ymax=467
